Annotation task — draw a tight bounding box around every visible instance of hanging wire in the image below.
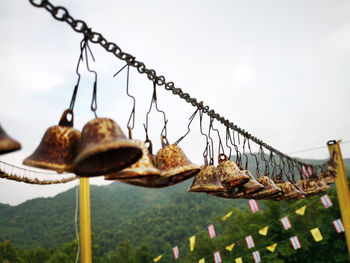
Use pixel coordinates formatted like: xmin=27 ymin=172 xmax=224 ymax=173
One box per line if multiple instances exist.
xmin=174 ymin=109 xmax=198 ymax=145
xmin=80 ymin=35 xmax=98 ymax=118
xmin=143 ymin=80 xmax=168 ymax=141
xmin=210 ymin=119 xmax=225 ymax=157
xmin=247 ymin=139 xmax=260 ymax=175
xmin=242 ymin=137 xmax=250 ymax=170
xmin=259 ymin=145 xmax=269 ymax=175
xmin=199 ymin=107 xmax=210 ymax=165
xmin=207 ymin=117 xmax=215 ymax=164
xmin=225 ymin=126 xmax=233 ymax=159
xmin=229 ymin=129 xmax=241 ymax=164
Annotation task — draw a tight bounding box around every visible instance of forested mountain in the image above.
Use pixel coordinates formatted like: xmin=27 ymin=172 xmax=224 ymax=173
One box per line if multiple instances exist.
xmin=0 ymin=158 xmax=349 ymax=262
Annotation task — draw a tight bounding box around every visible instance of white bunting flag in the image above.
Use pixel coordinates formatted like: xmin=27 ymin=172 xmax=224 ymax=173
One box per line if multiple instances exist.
xmin=280 ymin=216 xmax=292 ymax=230
xmin=333 ymin=219 xmax=345 ymax=233
xmin=213 ymin=251 xmax=222 ymax=263
xmin=249 ymin=199 xmax=260 ymax=214
xmin=173 ymin=246 xmax=179 ymax=260
xmin=252 ymin=251 xmax=261 ymax=263
xmin=320 ymin=194 xmax=333 ymax=208
xmin=290 ymin=236 xmax=301 ymax=250
xmin=208 ymin=224 xmax=216 ymax=239
xmin=245 ymin=235 xmax=255 ymax=249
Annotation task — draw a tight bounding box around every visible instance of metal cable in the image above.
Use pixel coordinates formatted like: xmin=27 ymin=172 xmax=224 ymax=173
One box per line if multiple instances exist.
xmin=28 ymin=0 xmax=327 ymax=168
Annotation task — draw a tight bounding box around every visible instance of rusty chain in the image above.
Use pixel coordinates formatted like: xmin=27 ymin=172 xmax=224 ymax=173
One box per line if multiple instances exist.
xmin=28 ymin=0 xmax=326 ymax=168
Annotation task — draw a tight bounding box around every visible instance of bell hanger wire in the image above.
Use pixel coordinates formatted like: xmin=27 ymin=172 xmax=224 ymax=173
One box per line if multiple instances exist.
xmin=210 ymin=119 xmax=225 ymax=158
xmin=247 ymin=139 xmax=260 ymax=177
xmin=258 ymin=145 xmax=269 ymax=176
xmin=199 ymin=107 xmax=210 ymax=165
xmin=174 ymin=108 xmax=198 ymax=145
xmin=144 ymin=79 xmax=168 ymax=142
xmin=230 ymin=129 xmax=241 ymax=165
xmin=225 ymin=126 xmax=233 ymax=160
xmin=207 ymin=117 xmax=215 ymax=165
xmin=80 ymin=33 xmax=98 ymax=118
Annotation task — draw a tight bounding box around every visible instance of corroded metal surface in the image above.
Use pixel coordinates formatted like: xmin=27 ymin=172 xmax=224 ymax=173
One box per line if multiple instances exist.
xmin=74 ymin=118 xmax=142 ymax=177
xmin=188 ymin=165 xmax=226 ymax=193
xmin=23 ymin=125 xmax=81 ymax=173
xmin=0 ymin=125 xmax=21 ymax=155
xmin=156 ymin=144 xmax=200 ymax=184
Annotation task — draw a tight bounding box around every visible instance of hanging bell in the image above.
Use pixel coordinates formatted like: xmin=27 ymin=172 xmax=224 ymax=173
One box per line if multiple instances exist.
xmin=0 ymin=125 xmax=21 ymax=155
xmin=234 ymin=170 xmax=264 ymax=198
xmin=321 ymin=170 xmax=336 ymax=185
xmin=188 ymin=164 xmax=226 ymax=193
xmin=273 ymin=181 xmax=303 ymax=200
xmin=23 ymin=110 xmax=80 ymax=173
xmin=297 ymin=179 xmax=322 ymax=196
xmin=249 ymin=174 xmax=281 ymax=199
xmin=73 ymin=118 xmax=142 ymax=177
xmin=105 ymin=139 xmax=161 ymax=180
xmin=216 ymin=154 xmax=250 ymax=188
xmin=156 ymin=136 xmax=200 ymax=185
xmin=315 ymin=178 xmax=329 ymax=192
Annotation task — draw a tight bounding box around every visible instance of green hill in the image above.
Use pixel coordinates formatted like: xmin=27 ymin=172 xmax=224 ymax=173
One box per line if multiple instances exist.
xmin=0 ymin=157 xmax=349 ymax=262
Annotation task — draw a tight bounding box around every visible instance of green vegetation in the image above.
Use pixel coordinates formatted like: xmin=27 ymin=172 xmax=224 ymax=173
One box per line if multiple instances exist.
xmin=0 ymin=158 xmax=349 ymax=262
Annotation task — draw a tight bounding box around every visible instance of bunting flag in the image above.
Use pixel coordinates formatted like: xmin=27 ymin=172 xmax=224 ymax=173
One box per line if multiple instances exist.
xmin=213 ymin=251 xmax=222 ymax=263
xmin=225 ymin=243 xmax=235 ymax=251
xmin=153 ymin=255 xmax=162 ymax=262
xmin=245 ymin=235 xmax=255 ymax=249
xmin=295 ymin=205 xmax=307 ymax=216
xmin=320 ymin=194 xmax=333 ymax=208
xmin=290 ymin=236 xmax=301 ymax=250
xmin=252 ymin=251 xmax=261 ymax=263
xmin=173 ymin=246 xmax=179 ymax=260
xmin=310 ymin=227 xmax=323 ymax=242
xmin=189 ymin=235 xmax=196 ymax=251
xmin=280 ymin=216 xmax=292 ymax=230
xmin=208 ymin=224 xmax=216 ymax=239
xmin=249 ymin=199 xmax=260 ymax=213
xmin=333 ymin=219 xmax=345 ymax=233
xmin=307 ymin=165 xmax=313 ymax=176
xmin=301 ymin=165 xmax=309 ymax=178
xmin=222 ymin=211 xmax=233 ymax=221
xmin=266 ymin=243 xmax=277 ymax=252
xmin=235 ymin=257 xmax=243 ymax=263
xmin=199 ymin=259 xmax=205 ymax=263
xmin=258 ymin=226 xmax=269 ymax=236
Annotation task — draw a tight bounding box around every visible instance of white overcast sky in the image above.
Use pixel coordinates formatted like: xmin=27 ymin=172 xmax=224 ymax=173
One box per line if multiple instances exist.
xmin=1 ymin=0 xmax=349 ymax=205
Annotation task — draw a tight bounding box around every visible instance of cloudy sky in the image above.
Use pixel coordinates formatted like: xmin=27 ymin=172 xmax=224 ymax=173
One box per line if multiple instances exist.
xmin=1 ymin=0 xmax=349 ymax=205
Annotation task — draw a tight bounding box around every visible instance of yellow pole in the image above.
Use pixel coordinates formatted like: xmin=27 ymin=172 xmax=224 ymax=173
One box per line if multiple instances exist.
xmin=327 ymin=140 xmax=350 ymax=256
xmin=80 ymin=177 xmax=92 ymax=263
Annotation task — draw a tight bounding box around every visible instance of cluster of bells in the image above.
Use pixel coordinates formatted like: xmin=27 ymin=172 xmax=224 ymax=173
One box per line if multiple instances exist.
xmin=13 ymin=110 xmax=200 ymax=187
xmin=188 ymin=153 xmax=337 ymax=201
xmin=1 ymin=110 xmax=337 ymax=200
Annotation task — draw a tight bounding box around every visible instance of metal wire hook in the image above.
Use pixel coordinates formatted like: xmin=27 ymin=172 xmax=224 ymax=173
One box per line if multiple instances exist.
xmin=174 ymin=108 xmax=198 ymax=145
xmin=242 ymin=137 xmax=249 ymax=170
xmin=247 ymin=139 xmax=259 ymax=174
xmin=225 ymin=126 xmax=233 ymax=159
xmin=211 ymin=119 xmax=225 ymax=156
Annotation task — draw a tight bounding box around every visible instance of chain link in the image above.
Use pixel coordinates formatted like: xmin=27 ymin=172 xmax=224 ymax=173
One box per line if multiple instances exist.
xmin=28 ymin=0 xmax=326 ymax=168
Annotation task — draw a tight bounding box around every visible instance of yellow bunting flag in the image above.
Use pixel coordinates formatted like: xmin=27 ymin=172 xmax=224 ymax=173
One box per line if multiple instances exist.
xmin=199 ymin=258 xmax=205 ymax=263
xmin=189 ymin=235 xmax=196 ymax=251
xmin=310 ymin=227 xmax=323 ymax=242
xmin=153 ymin=255 xmax=162 ymax=262
xmin=235 ymin=257 xmax=243 ymax=263
xmin=295 ymin=205 xmax=307 ymax=216
xmin=266 ymin=243 xmax=278 ymax=252
xmin=258 ymin=226 xmax=269 ymax=236
xmin=226 ymin=243 xmax=235 ymax=251
xmin=222 ymin=211 xmax=233 ymax=221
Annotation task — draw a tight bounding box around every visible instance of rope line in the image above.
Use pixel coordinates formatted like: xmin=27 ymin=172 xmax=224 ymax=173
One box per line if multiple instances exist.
xmin=0 ymin=160 xmax=78 ymax=184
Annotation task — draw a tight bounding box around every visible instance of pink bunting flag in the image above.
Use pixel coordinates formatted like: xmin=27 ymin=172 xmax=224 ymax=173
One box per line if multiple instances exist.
xmin=280 ymin=216 xmax=292 ymax=230
xmin=320 ymin=194 xmax=333 ymax=208
xmin=333 ymin=219 xmax=345 ymax=233
xmin=252 ymin=250 xmax=261 ymax=263
xmin=173 ymin=246 xmax=179 ymax=260
xmin=208 ymin=224 xmax=216 ymax=239
xmin=245 ymin=235 xmax=255 ymax=249
xmin=290 ymin=236 xmax=301 ymax=250
xmin=213 ymin=251 xmax=222 ymax=263
xmin=249 ymin=199 xmax=260 ymax=213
